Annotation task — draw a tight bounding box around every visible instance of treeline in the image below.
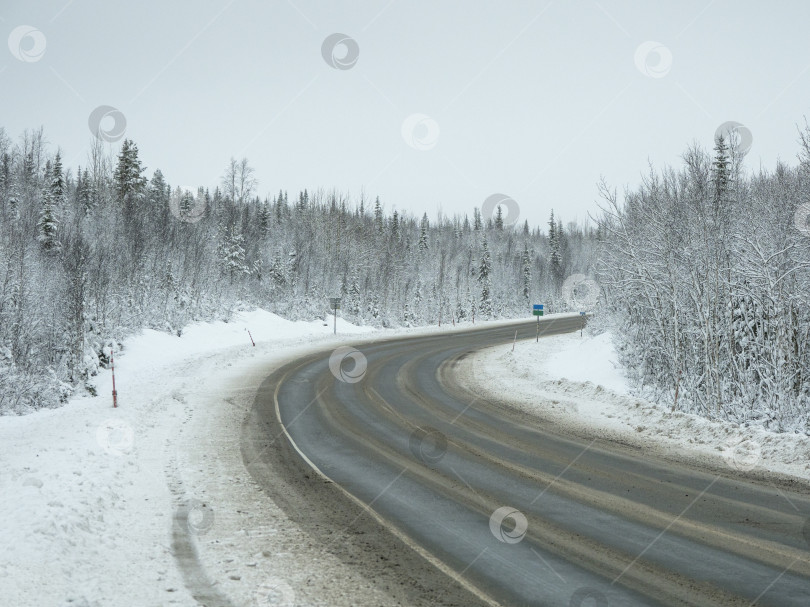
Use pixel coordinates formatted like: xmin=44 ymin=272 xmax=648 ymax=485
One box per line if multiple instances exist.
xmin=597 ymin=128 xmax=810 ymax=432
xmin=0 ymin=127 xmax=596 ymax=414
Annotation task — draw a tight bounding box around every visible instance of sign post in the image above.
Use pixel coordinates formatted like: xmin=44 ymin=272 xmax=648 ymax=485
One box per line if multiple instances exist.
xmin=329 ymin=297 xmax=341 ymax=335
xmin=532 ymin=304 xmax=543 ymax=342
xmin=579 ymin=311 xmax=586 ymax=337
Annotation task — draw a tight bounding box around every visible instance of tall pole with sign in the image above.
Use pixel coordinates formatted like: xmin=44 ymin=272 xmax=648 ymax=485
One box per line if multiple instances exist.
xmin=330 ymin=297 xmax=341 ymax=335
xmin=532 ymin=304 xmax=543 ymax=342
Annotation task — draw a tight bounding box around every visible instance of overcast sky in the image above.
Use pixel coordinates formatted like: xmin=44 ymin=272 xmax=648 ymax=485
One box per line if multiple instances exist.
xmin=3 ymin=0 xmax=810 ymax=229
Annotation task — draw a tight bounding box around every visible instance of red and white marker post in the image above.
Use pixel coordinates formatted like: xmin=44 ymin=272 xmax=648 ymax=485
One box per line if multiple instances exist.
xmin=110 ymin=348 xmax=118 ymax=408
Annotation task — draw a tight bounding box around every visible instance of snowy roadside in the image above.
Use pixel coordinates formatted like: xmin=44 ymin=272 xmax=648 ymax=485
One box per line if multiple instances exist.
xmin=461 ymin=330 xmax=810 ymax=484
xmin=0 ymin=309 xmax=533 ymax=607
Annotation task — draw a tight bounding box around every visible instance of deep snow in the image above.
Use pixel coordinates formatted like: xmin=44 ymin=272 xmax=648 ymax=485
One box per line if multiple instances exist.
xmin=0 ymin=310 xmax=376 ymax=606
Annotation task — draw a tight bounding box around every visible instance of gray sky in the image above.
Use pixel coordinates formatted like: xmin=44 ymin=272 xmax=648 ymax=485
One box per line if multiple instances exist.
xmin=3 ymin=0 xmax=810 ymax=229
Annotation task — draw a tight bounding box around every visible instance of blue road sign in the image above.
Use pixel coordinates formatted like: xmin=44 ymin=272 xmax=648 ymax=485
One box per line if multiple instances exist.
xmin=533 ymin=304 xmax=543 ymax=311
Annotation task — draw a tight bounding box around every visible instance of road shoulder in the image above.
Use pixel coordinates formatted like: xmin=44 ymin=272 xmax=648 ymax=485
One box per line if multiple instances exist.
xmin=458 ymin=330 xmax=810 ymax=490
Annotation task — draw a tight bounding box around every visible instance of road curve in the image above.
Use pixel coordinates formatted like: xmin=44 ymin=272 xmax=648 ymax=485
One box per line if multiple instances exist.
xmin=246 ymin=317 xmax=810 ymax=606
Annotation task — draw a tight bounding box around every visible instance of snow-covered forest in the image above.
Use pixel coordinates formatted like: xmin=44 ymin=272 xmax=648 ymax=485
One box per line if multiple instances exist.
xmin=0 ymin=127 xmax=596 ymax=414
xmin=596 ymin=126 xmax=810 ymax=433
xmin=8 ymin=120 xmax=810 ymax=434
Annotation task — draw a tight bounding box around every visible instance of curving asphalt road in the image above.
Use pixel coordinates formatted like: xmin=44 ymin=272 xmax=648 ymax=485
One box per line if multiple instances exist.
xmin=248 ymin=316 xmax=810 ymax=606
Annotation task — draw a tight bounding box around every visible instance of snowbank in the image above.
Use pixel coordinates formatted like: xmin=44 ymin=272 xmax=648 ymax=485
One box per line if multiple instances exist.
xmin=543 ymin=330 xmax=629 ymax=394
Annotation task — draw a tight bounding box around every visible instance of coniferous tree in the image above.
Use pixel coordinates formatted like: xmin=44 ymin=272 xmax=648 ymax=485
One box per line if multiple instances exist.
xmin=220 ymin=224 xmax=249 ymax=280
xmin=22 ymin=150 xmax=35 ymax=191
xmin=391 ymin=210 xmax=400 ymax=240
xmin=549 ymin=210 xmax=564 ymax=290
xmin=557 ymin=219 xmax=567 ymax=272
xmin=146 ymin=170 xmax=169 ymax=223
xmin=268 ymin=253 xmax=288 ymax=287
xmin=478 ymin=235 xmax=493 ymax=318
xmin=522 ymin=243 xmax=532 ymax=304
xmin=374 ymin=196 xmax=384 ymax=234
xmin=275 ymin=190 xmax=285 ymax=224
xmin=114 ymin=139 xmax=147 ymax=205
xmin=50 ymin=151 xmax=65 ymax=208
xmin=179 ymin=191 xmax=195 ymax=219
xmin=418 ymin=213 xmax=429 ymax=255
xmin=713 ymin=134 xmax=732 ymax=206
xmin=77 ymin=167 xmax=92 ymax=216
xmin=0 ymin=153 xmax=11 ymax=203
xmin=37 ymin=184 xmax=60 ymax=253
xmin=348 ymin=271 xmax=361 ymax=314
xmin=473 ymin=207 xmax=482 ymax=232
xmin=258 ymin=201 xmax=272 ymax=235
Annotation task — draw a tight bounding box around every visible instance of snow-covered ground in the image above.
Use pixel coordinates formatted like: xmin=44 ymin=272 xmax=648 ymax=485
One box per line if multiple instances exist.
xmin=0 ymin=310 xmax=534 ymax=607
xmin=462 ymin=330 xmax=810 ymax=482
xmin=0 ymin=310 xmax=378 ymax=606
xmin=5 ymin=315 xmax=809 ymax=607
